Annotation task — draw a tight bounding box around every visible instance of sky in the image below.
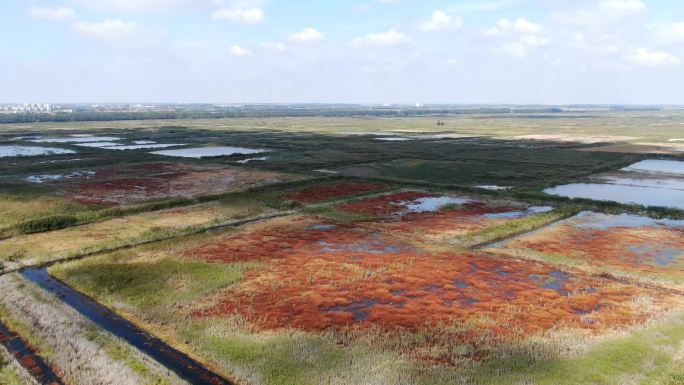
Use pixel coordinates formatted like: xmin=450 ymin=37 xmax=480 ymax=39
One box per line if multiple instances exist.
xmin=1 ymin=0 xmax=684 ymax=104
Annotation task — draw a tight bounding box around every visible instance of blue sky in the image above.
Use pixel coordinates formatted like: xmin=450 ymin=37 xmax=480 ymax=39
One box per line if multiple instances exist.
xmin=1 ymin=0 xmax=684 ymax=104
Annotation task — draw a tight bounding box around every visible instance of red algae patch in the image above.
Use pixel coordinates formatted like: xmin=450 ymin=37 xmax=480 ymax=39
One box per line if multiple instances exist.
xmin=337 ymin=190 xmax=435 ymax=217
xmin=281 ymin=181 xmax=386 ymax=203
xmin=186 ymin=216 xmax=675 ymax=362
xmin=492 ymin=212 xmax=684 ymax=280
xmin=69 ymin=162 xmax=287 ymax=206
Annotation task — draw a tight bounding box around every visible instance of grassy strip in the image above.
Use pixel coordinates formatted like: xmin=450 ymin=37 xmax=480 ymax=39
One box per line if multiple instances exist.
xmin=1 ymin=183 xmax=401 ymax=272
xmin=82 ymin=325 xmax=173 ymax=385
xmin=0 ymin=176 xmax=339 ymax=238
xmin=455 ymin=206 xmax=581 ymax=248
xmin=302 ymin=206 xmax=377 ymax=223
xmin=0 ymin=303 xmax=53 ymax=361
xmin=1 ymin=210 xmax=292 ymax=273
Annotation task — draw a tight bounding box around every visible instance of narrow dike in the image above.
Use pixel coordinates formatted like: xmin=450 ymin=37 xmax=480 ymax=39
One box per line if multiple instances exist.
xmin=0 ymin=322 xmax=65 ymax=385
xmin=21 ymin=268 xmax=234 ymax=385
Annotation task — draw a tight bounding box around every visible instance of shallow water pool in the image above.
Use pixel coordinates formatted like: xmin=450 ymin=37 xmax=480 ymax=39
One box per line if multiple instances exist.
xmin=544 ymin=183 xmax=684 ymax=209
xmin=0 ymin=145 xmax=75 ymax=157
xmin=151 ymin=146 xmax=266 ymax=158
xmin=622 ymin=159 xmax=684 ymax=175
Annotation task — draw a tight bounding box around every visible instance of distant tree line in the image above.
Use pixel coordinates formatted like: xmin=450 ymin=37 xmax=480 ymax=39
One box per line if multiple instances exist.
xmin=0 ymin=107 xmax=566 ymax=124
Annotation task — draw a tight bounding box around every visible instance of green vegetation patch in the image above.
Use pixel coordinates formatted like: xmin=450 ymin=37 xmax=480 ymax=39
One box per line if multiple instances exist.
xmin=0 ymin=354 xmax=27 ymax=385
xmin=456 ymin=206 xmax=581 ymax=248
xmin=421 ymin=312 xmax=684 ymax=385
xmin=338 ymin=159 xmax=586 ymax=187
xmin=52 ymin=257 xmax=258 ymax=314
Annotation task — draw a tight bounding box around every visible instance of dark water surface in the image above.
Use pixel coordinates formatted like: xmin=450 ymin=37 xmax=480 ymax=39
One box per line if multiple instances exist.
xmin=0 ymin=321 xmax=65 ymax=385
xmin=22 ymin=268 xmax=234 ymax=385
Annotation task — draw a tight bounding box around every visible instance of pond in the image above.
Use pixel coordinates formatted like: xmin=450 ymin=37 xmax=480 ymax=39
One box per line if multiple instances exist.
xmin=622 ymin=159 xmax=684 ymax=175
xmin=151 ymin=146 xmax=266 ymax=158
xmin=570 ymin=211 xmax=684 ymax=230
xmin=0 ymin=145 xmax=75 ymax=157
xmin=544 ymin=159 xmax=684 ymax=209
xmin=544 ymin=183 xmax=684 ymax=209
xmin=76 ymin=142 xmax=184 ymax=150
xmin=397 ymin=196 xmax=472 ymax=213
xmin=31 ymin=135 xmax=121 ymax=143
xmin=375 ymin=137 xmax=413 ymax=141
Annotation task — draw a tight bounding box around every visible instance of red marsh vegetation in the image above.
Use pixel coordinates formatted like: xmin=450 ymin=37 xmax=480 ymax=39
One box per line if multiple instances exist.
xmin=338 ymin=191 xmax=545 ymax=239
xmin=69 ymin=162 xmax=286 ymax=206
xmin=497 ymin=214 xmax=684 ymax=277
xmin=185 ymin=216 xmax=675 ymax=362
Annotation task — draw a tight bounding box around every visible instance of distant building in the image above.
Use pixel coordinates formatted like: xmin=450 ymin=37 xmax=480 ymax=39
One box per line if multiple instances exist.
xmin=0 ymin=103 xmax=53 ymax=114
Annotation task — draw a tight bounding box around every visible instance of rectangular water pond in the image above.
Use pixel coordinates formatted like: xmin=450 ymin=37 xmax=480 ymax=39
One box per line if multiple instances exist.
xmin=544 ymin=183 xmax=684 ymax=209
xmin=623 ymin=159 xmax=684 ymax=175
xmin=31 ymin=135 xmax=121 ymax=143
xmin=545 ymin=159 xmax=684 ymax=209
xmin=151 ymin=146 xmax=266 ymax=158
xmin=0 ymin=145 xmax=75 ymax=158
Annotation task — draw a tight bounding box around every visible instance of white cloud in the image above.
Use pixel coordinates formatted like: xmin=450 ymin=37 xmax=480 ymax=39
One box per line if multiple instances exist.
xmin=259 ymin=42 xmax=287 ymax=53
xmin=288 ymin=28 xmax=324 ymax=43
xmin=212 ymin=8 xmax=264 ymax=24
xmin=352 ymin=29 xmax=412 ymax=47
xmin=230 ymin=45 xmax=252 ymax=57
xmin=27 ymin=6 xmax=76 ymax=21
xmin=654 ymin=22 xmax=684 ymax=46
xmin=71 ymin=0 xmax=200 ymax=13
xmin=625 ymin=48 xmax=679 ymax=67
xmin=554 ymin=0 xmax=646 ymax=27
xmin=74 ymin=19 xmax=162 ymax=46
xmin=598 ymin=0 xmax=647 ymax=15
xmin=448 ymin=0 xmax=518 ymax=13
xmin=419 ymin=10 xmax=462 ymax=32
xmin=485 ymin=18 xmax=543 ymax=36
xmin=355 ymin=3 xmax=372 ymax=12
xmin=485 ymin=18 xmax=549 ymax=58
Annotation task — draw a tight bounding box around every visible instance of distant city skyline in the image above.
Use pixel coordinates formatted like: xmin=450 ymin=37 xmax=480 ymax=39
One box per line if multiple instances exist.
xmin=1 ymin=0 xmax=684 ymax=104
